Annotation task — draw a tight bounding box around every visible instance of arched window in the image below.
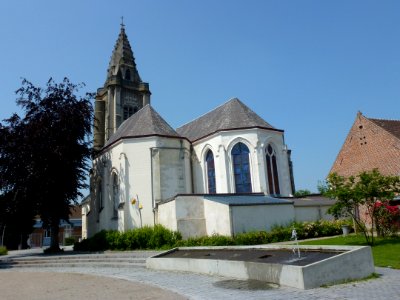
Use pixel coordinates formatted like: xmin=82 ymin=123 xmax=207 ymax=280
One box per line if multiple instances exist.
xmin=231 ymin=142 xmax=252 ymax=193
xmin=112 ymin=173 xmax=118 ymax=219
xmin=205 ymin=150 xmax=216 ymax=194
xmin=266 ymin=144 xmax=280 ymax=195
xmin=123 ymin=106 xmax=134 ymax=120
xmin=125 ymin=69 xmax=131 ymax=80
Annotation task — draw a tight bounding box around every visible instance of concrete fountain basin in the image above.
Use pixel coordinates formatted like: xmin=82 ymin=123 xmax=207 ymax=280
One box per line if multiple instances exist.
xmin=146 ymin=244 xmax=375 ymax=289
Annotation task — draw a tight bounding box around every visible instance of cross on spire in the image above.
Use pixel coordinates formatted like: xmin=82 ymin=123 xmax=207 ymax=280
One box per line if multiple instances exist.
xmin=120 ymin=16 xmax=125 ymax=29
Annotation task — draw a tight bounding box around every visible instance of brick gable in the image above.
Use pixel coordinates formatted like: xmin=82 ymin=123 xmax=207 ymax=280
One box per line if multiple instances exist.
xmin=330 ymin=112 xmax=400 ymax=177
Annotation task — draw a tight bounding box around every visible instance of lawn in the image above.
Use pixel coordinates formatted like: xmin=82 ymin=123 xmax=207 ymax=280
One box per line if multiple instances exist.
xmin=299 ymin=234 xmax=400 ymax=269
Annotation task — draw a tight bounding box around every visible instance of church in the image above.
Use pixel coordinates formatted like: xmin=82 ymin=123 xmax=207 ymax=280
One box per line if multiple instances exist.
xmin=83 ymin=25 xmax=324 ymax=239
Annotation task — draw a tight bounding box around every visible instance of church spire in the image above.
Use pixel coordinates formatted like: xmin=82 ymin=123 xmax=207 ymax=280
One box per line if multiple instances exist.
xmin=94 ymin=22 xmax=151 ymax=151
xmin=106 ymin=21 xmax=141 ymax=84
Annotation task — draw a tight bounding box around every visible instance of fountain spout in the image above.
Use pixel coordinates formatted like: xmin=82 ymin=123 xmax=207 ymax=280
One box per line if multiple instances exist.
xmin=291 ymin=228 xmax=301 ymax=258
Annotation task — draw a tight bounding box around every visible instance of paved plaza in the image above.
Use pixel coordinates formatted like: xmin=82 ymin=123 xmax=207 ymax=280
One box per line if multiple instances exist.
xmin=1 ymin=247 xmax=400 ymax=299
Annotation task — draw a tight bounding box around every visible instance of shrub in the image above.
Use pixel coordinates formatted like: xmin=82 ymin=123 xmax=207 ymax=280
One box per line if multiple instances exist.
xmin=64 ymin=237 xmax=76 ymax=246
xmin=0 ymin=246 xmax=8 ymax=255
xmin=73 ymin=225 xmax=182 ymax=251
xmin=234 ymin=231 xmax=271 ymax=245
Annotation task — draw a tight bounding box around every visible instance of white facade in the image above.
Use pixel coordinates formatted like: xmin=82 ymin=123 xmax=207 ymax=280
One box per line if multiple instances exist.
xmin=191 ymin=128 xmax=293 ymax=195
xmin=86 ymin=135 xmax=192 ymax=237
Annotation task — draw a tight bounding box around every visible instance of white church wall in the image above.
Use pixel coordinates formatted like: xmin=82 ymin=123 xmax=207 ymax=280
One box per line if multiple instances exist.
xmin=203 ymin=200 xmax=231 ymax=236
xmin=157 ymin=200 xmax=177 ymax=231
xmin=231 ymin=204 xmax=294 ymax=235
xmin=151 ymin=138 xmax=192 ymax=203
xmin=91 ymin=136 xmax=192 ymax=235
xmin=191 ymin=128 xmax=293 ymax=196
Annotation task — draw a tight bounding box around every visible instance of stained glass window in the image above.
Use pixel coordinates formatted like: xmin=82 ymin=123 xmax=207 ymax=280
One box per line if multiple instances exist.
xmin=206 ymin=150 xmax=216 ymax=194
xmin=231 ymin=143 xmax=252 ymax=193
xmin=266 ymin=144 xmax=280 ymax=195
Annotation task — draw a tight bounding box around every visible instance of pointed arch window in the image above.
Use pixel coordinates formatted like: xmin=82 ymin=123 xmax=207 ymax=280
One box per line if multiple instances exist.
xmin=232 ymin=142 xmax=252 ymax=193
xmin=205 ymin=150 xmax=216 ymax=194
xmin=112 ymin=173 xmax=119 ymax=219
xmin=266 ymin=144 xmax=280 ymax=195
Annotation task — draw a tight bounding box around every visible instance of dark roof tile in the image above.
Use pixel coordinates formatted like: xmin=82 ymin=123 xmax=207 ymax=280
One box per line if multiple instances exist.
xmin=104 ymin=105 xmax=180 ymax=147
xmin=369 ymin=118 xmax=400 ymax=140
xmin=176 ymin=98 xmax=280 ymax=142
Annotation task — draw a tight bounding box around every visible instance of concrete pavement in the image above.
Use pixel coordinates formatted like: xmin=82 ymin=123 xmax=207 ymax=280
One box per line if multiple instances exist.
xmin=1 ymin=247 xmax=400 ymax=299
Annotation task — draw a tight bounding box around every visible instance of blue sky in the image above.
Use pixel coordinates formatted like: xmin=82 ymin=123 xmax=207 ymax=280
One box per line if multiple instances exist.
xmin=1 ymin=1 xmax=399 ymax=193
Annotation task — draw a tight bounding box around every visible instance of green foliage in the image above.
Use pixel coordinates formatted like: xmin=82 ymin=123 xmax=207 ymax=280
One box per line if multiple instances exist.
xmin=294 ymin=189 xmax=312 ymax=197
xmin=325 ymin=169 xmax=400 ymax=245
xmin=64 ymin=237 xmax=76 ymax=246
xmin=74 ymin=220 xmax=353 ymax=252
xmin=74 ymin=225 xmax=182 ymax=252
xmin=0 ymin=246 xmax=8 ymax=255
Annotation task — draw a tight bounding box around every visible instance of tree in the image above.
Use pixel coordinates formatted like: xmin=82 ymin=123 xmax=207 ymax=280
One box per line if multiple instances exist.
xmin=0 ymin=78 xmax=93 ymax=251
xmin=294 ymin=189 xmax=312 ymax=197
xmin=324 ymin=169 xmax=400 ymax=245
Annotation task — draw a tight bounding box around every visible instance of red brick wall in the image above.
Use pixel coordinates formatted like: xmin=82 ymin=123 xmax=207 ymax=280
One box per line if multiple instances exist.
xmin=330 ymin=113 xmax=400 ymax=177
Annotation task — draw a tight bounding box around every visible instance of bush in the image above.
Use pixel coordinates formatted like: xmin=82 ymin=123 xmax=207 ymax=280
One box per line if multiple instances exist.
xmin=0 ymin=246 xmax=8 ymax=255
xmin=73 ymin=225 xmax=182 ymax=252
xmin=64 ymin=237 xmax=76 ymax=246
xmin=73 ymin=220 xmax=352 ymax=251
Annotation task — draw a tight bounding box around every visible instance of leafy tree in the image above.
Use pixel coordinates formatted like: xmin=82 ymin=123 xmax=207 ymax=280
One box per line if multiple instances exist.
xmin=294 ymin=189 xmax=312 ymax=197
xmin=0 ymin=78 xmax=93 ymax=251
xmin=324 ymin=169 xmax=400 ymax=245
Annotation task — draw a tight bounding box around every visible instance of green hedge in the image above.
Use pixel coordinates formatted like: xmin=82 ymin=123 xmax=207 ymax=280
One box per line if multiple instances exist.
xmin=74 ymin=220 xmax=352 ymax=252
xmin=74 ymin=225 xmax=182 ymax=252
xmin=0 ymin=246 xmax=8 ymax=256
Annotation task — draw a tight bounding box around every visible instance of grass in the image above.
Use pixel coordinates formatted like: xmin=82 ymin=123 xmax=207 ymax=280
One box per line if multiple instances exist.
xmin=299 ymin=234 xmax=400 ymax=269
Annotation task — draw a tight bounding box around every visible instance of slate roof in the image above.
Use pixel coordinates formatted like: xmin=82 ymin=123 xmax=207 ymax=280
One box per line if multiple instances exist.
xmin=104 ymin=105 xmax=181 ymax=148
xmin=279 ymin=195 xmax=336 ymax=207
xmin=176 ymin=98 xmax=281 ymax=142
xmin=369 ymin=118 xmax=400 ymax=140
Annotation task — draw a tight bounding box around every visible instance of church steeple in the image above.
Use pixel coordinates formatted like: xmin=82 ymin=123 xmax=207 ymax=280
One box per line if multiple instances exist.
xmin=106 ymin=22 xmax=141 ymax=85
xmin=94 ymin=22 xmax=151 ymax=151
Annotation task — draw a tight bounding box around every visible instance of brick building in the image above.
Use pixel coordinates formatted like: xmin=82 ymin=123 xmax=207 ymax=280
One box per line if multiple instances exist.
xmin=330 ymin=112 xmax=400 ymax=177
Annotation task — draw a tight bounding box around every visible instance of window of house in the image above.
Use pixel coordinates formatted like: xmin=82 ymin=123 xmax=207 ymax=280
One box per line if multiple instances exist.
xmin=266 ymin=144 xmax=280 ymax=195
xmin=112 ymin=173 xmax=118 ymax=219
xmin=206 ymin=150 xmax=216 ymax=194
xmin=231 ymin=142 xmax=252 ymax=193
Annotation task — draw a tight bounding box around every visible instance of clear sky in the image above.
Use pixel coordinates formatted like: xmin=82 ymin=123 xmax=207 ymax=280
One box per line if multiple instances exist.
xmin=1 ymin=0 xmax=399 ymax=193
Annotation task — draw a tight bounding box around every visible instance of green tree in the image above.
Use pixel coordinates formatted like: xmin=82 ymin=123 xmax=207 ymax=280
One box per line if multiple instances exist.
xmin=294 ymin=189 xmax=312 ymax=197
xmin=0 ymin=78 xmax=93 ymax=251
xmin=324 ymin=169 xmax=400 ymax=245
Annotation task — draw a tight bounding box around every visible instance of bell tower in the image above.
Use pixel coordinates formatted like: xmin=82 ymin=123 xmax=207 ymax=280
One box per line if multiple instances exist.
xmin=94 ymin=21 xmax=151 ymax=150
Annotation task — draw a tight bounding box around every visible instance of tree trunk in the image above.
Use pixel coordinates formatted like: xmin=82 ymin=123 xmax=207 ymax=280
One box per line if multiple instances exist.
xmin=49 ymin=221 xmax=61 ymax=251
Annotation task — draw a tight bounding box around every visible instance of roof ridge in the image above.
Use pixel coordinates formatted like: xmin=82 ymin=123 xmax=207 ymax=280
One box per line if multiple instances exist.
xmin=367 ymin=116 xmax=400 ymax=122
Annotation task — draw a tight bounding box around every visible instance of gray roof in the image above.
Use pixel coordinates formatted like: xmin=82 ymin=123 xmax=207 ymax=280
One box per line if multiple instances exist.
xmin=104 ymin=105 xmax=181 ymax=147
xmin=204 ymin=195 xmax=293 ymax=206
xmin=176 ymin=98 xmax=281 ymax=142
xmin=279 ymin=195 xmax=336 ymax=207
